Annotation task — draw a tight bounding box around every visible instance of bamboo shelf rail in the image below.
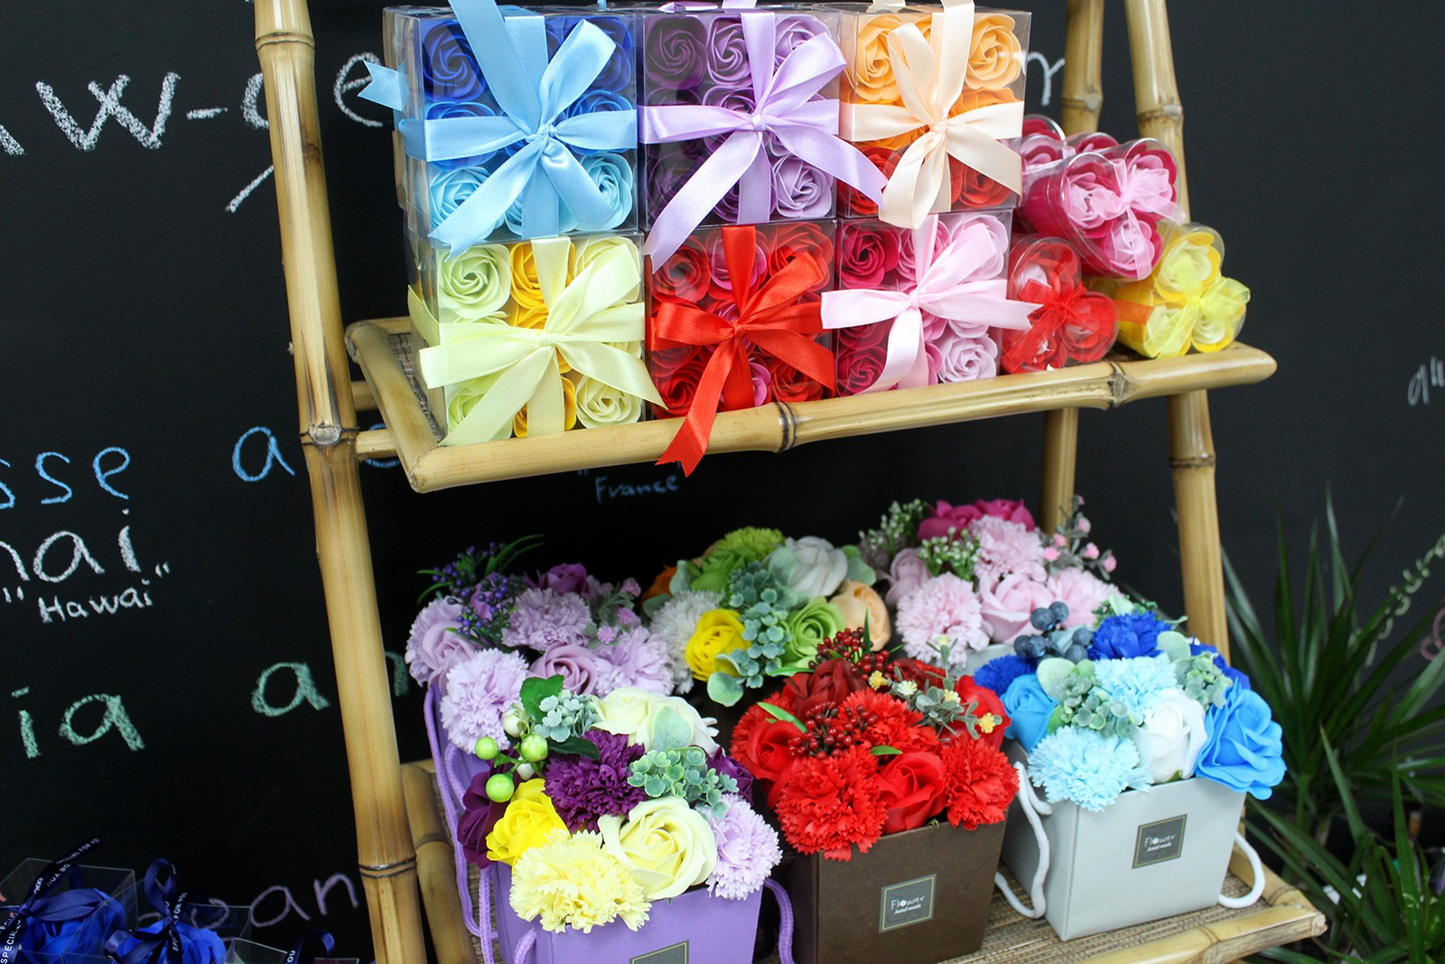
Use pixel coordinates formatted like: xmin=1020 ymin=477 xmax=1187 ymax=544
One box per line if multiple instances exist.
xmin=403 ymin=761 xmax=1326 ymax=964
xmin=347 ymin=317 xmax=1277 ymax=492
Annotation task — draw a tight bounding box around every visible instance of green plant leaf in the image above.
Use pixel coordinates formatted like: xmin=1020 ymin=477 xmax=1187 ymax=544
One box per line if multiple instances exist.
xmin=707 ymin=672 xmax=745 ymax=707
xmin=1036 ymin=657 xmax=1075 ymax=700
xmin=650 ymin=707 xmax=692 ymax=751
xmin=1157 ymin=631 xmax=1191 ymax=663
xmin=870 ymin=746 xmax=901 ymax=756
xmin=758 ymin=701 xmax=806 ymax=733
xmin=550 ymin=735 xmax=600 ymax=760
xmin=520 ymin=675 xmax=564 ymax=720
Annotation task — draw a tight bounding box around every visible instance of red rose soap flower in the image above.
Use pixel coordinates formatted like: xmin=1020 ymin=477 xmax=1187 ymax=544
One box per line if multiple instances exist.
xmin=941 ymin=737 xmax=1018 ymax=831
xmin=875 ymin=751 xmax=949 ymax=835
xmin=785 ymin=658 xmax=868 ymax=717
xmin=954 ymin=676 xmax=1010 ymax=751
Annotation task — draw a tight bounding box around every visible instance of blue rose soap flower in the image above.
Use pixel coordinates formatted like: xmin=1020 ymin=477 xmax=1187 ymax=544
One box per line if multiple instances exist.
xmin=1089 ymin=611 xmax=1171 ymax=660
xmin=1195 ymin=685 xmax=1284 ymax=798
xmin=1002 ymin=674 xmax=1057 ymax=752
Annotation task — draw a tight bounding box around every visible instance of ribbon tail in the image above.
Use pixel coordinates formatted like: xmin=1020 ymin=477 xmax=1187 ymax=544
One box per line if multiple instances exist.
xmin=359 ymin=62 xmax=402 ymax=110
xmin=657 ymin=344 xmax=741 ymax=476
xmin=526 ymin=357 xmax=567 ymax=436
xmin=880 ymin=133 xmax=947 ymax=228
xmin=643 ymin=133 xmax=760 ymax=267
xmin=864 ymin=308 xmax=925 ymax=394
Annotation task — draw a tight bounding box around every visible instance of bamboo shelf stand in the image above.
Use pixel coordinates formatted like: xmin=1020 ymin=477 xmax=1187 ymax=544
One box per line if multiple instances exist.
xmin=254 ymin=0 xmax=1326 ymax=960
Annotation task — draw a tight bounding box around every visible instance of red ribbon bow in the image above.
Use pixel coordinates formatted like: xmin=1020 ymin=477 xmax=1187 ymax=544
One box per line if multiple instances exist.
xmin=1002 ymin=277 xmax=1116 ymax=373
xmin=653 ymin=226 xmax=836 ymax=474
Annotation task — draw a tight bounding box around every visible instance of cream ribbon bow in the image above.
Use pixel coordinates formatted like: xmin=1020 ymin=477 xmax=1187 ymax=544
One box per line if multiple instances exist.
xmin=843 ymin=0 xmax=1023 ymax=228
xmin=418 ymin=238 xmax=661 ymax=444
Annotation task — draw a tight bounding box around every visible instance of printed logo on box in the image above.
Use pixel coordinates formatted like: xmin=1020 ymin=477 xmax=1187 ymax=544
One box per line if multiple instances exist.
xmin=879 ymin=874 xmax=936 ymax=932
xmin=1133 ymin=815 xmax=1188 ymax=868
xmin=631 ymin=941 xmax=688 ymax=964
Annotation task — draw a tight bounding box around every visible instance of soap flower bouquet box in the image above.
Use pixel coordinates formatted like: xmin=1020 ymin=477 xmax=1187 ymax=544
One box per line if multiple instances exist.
xmin=730 ymin=630 xmax=1017 ymax=964
xmin=994 ymin=597 xmax=1286 ymax=939
xmin=408 ymin=541 xmax=783 ymax=963
xmin=859 ymin=495 xmax=1118 ymax=673
xmin=0 ymin=840 xmax=135 ymax=964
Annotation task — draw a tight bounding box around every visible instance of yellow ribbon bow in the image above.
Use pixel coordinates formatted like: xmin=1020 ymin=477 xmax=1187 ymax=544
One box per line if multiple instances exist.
xmin=842 ymin=0 xmax=1024 ymax=228
xmin=417 ymin=237 xmax=662 ymax=444
xmin=1112 ymin=224 xmax=1251 ymax=359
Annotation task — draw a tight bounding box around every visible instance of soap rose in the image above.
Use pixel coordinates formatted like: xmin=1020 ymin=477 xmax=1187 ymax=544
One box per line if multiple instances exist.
xmin=428 ymin=167 xmax=487 ymax=233
xmin=485 ymin=779 xmax=568 ymax=865
xmin=932 ymin=328 xmax=998 ymax=383
xmin=706 ymin=15 xmax=751 ymax=88
xmin=646 ymin=144 xmax=704 ymax=216
xmin=784 ymin=658 xmax=868 ymax=718
xmin=766 ymin=222 xmax=834 ymax=289
xmin=852 ymin=15 xmax=921 ymax=105
xmin=437 ymin=242 xmax=511 ymax=318
xmin=783 ymin=598 xmax=847 ymax=669
xmin=979 ymin=573 xmax=1057 ymax=646
xmin=967 ymin=13 xmax=1022 ymax=89
xmin=775 ymin=535 xmax=850 ymax=599
xmin=581 ymin=152 xmax=635 ymax=230
xmin=510 ymin=242 xmax=545 ymax=312
xmin=772 ymin=156 xmax=833 ymax=220
xmin=730 ymin=708 xmax=802 ymax=805
xmin=1131 ymin=689 xmax=1207 ymax=784
xmin=875 ymin=752 xmax=948 ymax=834
xmin=837 ymin=221 xmax=901 ymax=289
xmin=589 ymin=15 xmax=636 ymax=93
xmin=828 ymin=580 xmax=891 ymax=646
xmin=531 ymin=642 xmax=605 ymax=695
xmin=839 ymin=146 xmax=898 ymax=217
xmin=573 ymin=235 xmax=642 ymax=302
xmin=593 ymin=687 xmax=720 ymax=753
xmin=566 ymin=89 xmax=634 ymax=124
xmin=646 ymin=17 xmax=708 ymax=90
xmin=885 ymin=547 xmax=930 ymax=607
xmin=774 ymin=14 xmax=826 ymax=66
xmin=653 ymin=348 xmax=710 ymax=417
xmin=1002 ymin=674 xmax=1057 ymax=752
xmin=684 ymin=609 xmax=749 ymax=681
xmin=573 ymin=374 xmax=644 ymax=429
xmin=765 ymin=357 xmax=826 ymax=404
xmin=425 ymin=100 xmax=500 ymax=170
xmin=704 ymin=230 xmax=767 ymax=297
xmin=599 ymin=797 xmax=717 ymax=900
xmin=420 ymin=20 xmax=486 ymax=103
xmin=837 ymin=340 xmax=890 ymax=396
xmin=1195 ymin=686 xmax=1285 ymax=799
xmin=653 ymin=244 xmax=711 ymax=306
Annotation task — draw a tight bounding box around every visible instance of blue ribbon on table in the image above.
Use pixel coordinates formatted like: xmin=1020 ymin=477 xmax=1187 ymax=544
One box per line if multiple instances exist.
xmin=0 ymin=838 xmax=123 ymax=964
xmin=284 ymin=931 xmax=336 ymax=964
xmin=103 ymin=861 xmax=223 ymax=964
xmin=362 ymin=0 xmax=637 ymax=251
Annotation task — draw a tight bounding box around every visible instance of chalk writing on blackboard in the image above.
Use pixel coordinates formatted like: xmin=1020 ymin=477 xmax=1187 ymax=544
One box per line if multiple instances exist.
xmin=2 ymin=523 xmax=171 ymax=624
xmin=10 ymin=687 xmax=147 ymax=758
xmin=34 ymin=73 xmax=179 ymax=151
xmin=0 ymin=445 xmax=132 ymax=508
xmin=1027 ymin=53 xmax=1065 ymax=108
xmin=251 ymin=662 xmax=333 ymax=717
xmin=246 ymin=872 xmax=361 ymax=930
xmin=233 ymin=426 xmax=298 ymax=482
xmin=1407 ymin=356 xmax=1444 ymax=406
xmin=1421 ymin=607 xmax=1445 ymax=661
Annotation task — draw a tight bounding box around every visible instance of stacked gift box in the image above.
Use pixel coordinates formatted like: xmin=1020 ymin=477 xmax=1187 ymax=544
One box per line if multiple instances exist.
xmin=366 ymin=0 xmax=1252 ymax=464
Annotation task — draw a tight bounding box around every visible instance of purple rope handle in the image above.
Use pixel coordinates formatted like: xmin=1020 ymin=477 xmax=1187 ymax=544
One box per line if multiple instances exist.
xmin=423 ymin=685 xmax=499 ymax=963
xmin=764 ymin=879 xmax=796 ymax=964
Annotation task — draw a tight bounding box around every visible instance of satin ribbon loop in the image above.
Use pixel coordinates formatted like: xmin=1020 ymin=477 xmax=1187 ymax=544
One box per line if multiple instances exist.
xmin=844 ymin=0 xmax=1024 ymax=228
xmin=656 ymin=226 xmax=832 ymax=474
xmin=386 ymin=0 xmax=636 ymax=251
xmin=1112 ymin=226 xmax=1248 ymax=358
xmin=417 ymin=238 xmax=660 ymax=444
xmin=641 ymin=17 xmax=886 ymax=266
xmin=1003 ymin=279 xmax=1115 ymax=372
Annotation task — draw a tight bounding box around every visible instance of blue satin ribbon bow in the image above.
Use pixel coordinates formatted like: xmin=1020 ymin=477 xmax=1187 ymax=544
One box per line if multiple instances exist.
xmin=0 ymin=838 xmax=126 ymax=964
xmin=103 ymin=861 xmax=223 ymax=964
xmin=362 ymin=0 xmax=637 ymax=251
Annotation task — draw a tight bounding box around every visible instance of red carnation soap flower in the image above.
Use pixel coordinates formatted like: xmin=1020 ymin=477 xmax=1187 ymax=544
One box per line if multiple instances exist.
xmin=942 ymin=737 xmax=1018 ymax=830
xmin=843 ymin=690 xmax=938 ymax=755
xmin=776 ymin=745 xmax=888 ymax=860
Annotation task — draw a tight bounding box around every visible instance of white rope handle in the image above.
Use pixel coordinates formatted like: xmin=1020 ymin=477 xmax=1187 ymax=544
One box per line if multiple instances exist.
xmin=994 ymin=761 xmax=1050 ymax=918
xmin=1218 ymin=830 xmax=1266 ymax=909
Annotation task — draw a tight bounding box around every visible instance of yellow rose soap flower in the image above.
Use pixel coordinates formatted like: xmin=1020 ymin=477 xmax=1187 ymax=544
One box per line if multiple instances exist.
xmin=485 ymin=779 xmax=567 ymax=865
xmin=685 ymin=609 xmax=748 ymax=681
xmin=597 ymin=797 xmax=718 ymax=901
xmin=510 ymin=829 xmax=650 ymax=934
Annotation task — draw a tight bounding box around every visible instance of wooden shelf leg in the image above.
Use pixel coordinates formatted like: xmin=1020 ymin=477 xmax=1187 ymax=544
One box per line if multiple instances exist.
xmin=1168 ymin=391 xmax=1228 ymax=657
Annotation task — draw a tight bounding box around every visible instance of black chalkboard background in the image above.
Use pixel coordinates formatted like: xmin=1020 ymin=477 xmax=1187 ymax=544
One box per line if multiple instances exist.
xmin=2 ymin=2 xmax=1442 ymax=959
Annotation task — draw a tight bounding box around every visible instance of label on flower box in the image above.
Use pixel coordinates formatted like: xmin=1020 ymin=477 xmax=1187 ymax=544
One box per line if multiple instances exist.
xmin=631 ymin=941 xmax=689 ymax=964
xmin=878 ymin=874 xmax=936 ymax=932
xmin=1133 ymin=815 xmax=1187 ymax=868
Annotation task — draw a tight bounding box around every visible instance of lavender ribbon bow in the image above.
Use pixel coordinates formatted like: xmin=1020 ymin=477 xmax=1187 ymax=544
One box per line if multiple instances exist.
xmin=641 ymin=13 xmax=886 ymax=265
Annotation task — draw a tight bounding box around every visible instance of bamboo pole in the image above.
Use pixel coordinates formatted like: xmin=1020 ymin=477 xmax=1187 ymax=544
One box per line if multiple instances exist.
xmin=1124 ymin=0 xmax=1227 ymax=655
xmin=1041 ymin=0 xmax=1107 ymax=531
xmin=254 ymin=3 xmax=426 ymax=962
xmin=403 ymin=762 xmax=476 ymax=964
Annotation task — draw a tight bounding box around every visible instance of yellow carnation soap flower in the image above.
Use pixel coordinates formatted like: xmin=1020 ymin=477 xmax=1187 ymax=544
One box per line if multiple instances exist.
xmin=485 ymin=779 xmax=567 ymax=865
xmin=510 ymin=830 xmax=650 ymax=934
xmin=685 ymin=610 xmax=748 ymax=682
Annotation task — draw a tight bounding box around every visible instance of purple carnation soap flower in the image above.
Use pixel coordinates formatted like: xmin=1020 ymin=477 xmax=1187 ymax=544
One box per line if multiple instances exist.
xmin=405 ymin=598 xmax=472 ymax=685
xmin=439 ymin=649 xmax=529 ymax=751
xmin=543 ymin=729 xmax=647 ymax=831
xmin=502 ymin=587 xmax=591 ymax=651
xmin=596 ymin=628 xmax=674 ymax=696
xmin=707 ymin=752 xmax=754 ymax=804
xmin=705 ymin=795 xmax=782 ymax=899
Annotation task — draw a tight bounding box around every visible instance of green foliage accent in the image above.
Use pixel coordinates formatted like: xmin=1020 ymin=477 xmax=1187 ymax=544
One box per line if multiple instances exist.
xmin=520 ymin=675 xmax=565 ymax=723
xmin=759 ymin=701 xmax=806 ymax=733
xmin=857 ymin=500 xmax=927 ymax=572
xmin=721 ymin=563 xmax=802 ymax=686
xmin=712 ymin=527 xmax=785 ymax=561
xmin=918 ymin=533 xmax=979 ymax=580
xmin=418 ymin=535 xmax=543 ymax=603
xmin=841 ymin=545 xmax=877 ymax=586
xmin=1226 ymin=498 xmax=1445 ymax=840
xmin=627 ymin=747 xmax=738 ymax=818
xmin=550 ymin=735 xmax=600 ymax=761
xmin=649 ymin=707 xmax=693 ymax=751
xmin=870 ymin=746 xmax=902 ymax=757
xmin=533 ymin=690 xmax=599 ymax=743
xmin=1249 ymin=738 xmax=1445 ymax=963
xmin=706 ymin=671 xmax=745 ymax=707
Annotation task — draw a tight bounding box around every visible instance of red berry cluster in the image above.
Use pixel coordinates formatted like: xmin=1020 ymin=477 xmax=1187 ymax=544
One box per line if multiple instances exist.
xmin=814 ymin=629 xmax=890 ymax=676
xmin=789 ymin=702 xmax=881 ymax=758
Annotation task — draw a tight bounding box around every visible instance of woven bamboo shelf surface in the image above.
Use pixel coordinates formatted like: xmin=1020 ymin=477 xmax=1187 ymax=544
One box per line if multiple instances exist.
xmin=404 ymin=761 xmax=1324 ymax=964
xmin=346 ymin=318 xmax=1276 ymax=492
